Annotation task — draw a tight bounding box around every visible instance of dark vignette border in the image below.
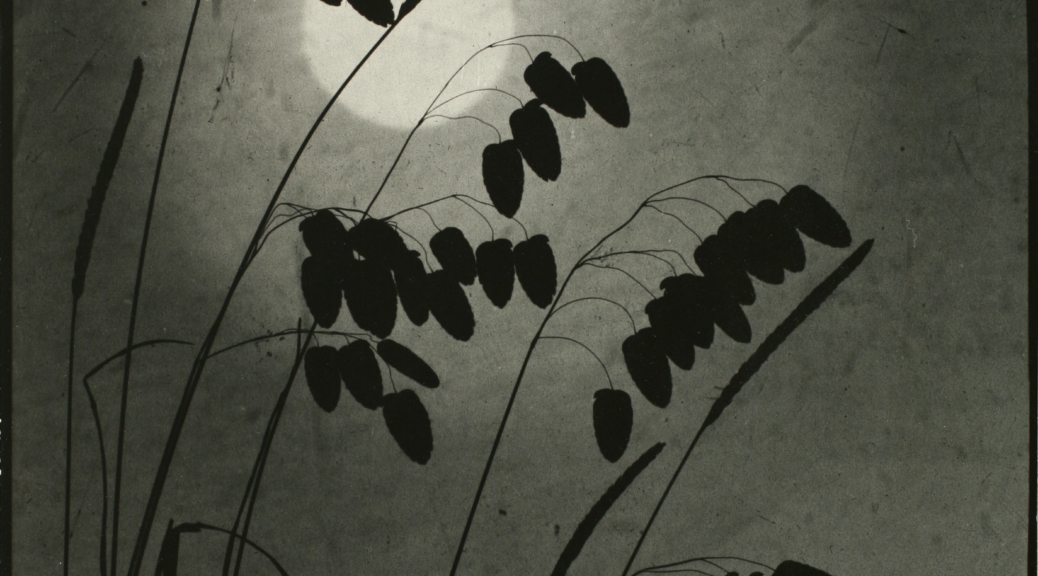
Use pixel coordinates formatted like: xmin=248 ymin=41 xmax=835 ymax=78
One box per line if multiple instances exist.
xmin=1 ymin=0 xmax=13 ymax=572
xmin=1028 ymin=1 xmax=1036 ymax=575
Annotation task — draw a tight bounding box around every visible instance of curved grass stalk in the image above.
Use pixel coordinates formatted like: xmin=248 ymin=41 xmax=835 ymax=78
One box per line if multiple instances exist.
xmin=124 ymin=21 xmax=403 ymax=576
xmin=226 ymin=323 xmax=317 ymax=576
xmin=448 ymin=174 xmax=733 ymax=575
xmin=448 ymin=175 xmax=851 ymax=575
xmin=64 ymin=54 xmax=144 ymax=576
xmin=620 ymin=239 xmax=874 ymax=576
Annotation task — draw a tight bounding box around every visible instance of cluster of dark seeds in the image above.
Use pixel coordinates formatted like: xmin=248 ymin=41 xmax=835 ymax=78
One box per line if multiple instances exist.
xmin=303 ymin=339 xmax=436 ymax=464
xmin=298 ymin=208 xmax=559 ymax=462
xmin=774 ymin=561 xmax=834 ymax=576
xmin=592 ymin=185 xmax=853 ymax=462
xmin=482 ymin=52 xmax=629 ymax=218
xmin=318 ymin=0 xmax=421 ymax=27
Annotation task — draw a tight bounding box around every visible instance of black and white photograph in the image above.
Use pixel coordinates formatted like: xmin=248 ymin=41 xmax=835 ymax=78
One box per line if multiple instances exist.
xmin=5 ymin=1 xmax=1031 ymax=574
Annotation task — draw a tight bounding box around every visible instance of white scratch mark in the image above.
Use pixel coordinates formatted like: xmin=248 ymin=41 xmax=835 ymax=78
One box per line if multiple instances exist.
xmin=904 ymin=217 xmax=917 ymax=248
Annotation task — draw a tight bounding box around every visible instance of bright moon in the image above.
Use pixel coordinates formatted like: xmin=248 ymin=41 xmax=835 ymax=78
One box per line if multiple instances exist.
xmin=302 ymin=0 xmax=517 ymax=129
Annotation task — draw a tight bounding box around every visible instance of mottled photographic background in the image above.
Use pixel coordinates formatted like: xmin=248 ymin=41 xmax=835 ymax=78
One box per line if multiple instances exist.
xmin=12 ymin=0 xmax=1028 ymax=574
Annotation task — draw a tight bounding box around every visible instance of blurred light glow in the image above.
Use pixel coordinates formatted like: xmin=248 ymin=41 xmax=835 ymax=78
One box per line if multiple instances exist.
xmin=303 ymin=0 xmax=516 ymax=129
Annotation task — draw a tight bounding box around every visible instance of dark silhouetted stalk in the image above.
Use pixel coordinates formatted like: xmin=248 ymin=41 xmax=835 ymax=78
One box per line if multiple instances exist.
xmin=176 ymin=522 xmax=290 ymax=576
xmin=110 ymin=3 xmax=201 ymax=575
xmin=630 ymin=556 xmax=773 ymax=576
xmin=65 ymin=55 xmax=143 ymax=576
xmin=448 ymin=175 xmax=818 ymax=576
xmin=620 ymin=239 xmax=874 ymax=576
xmin=125 ymin=20 xmax=403 ymax=576
xmin=224 ymin=323 xmax=316 ymax=576
xmin=551 ymin=443 xmax=665 ymax=576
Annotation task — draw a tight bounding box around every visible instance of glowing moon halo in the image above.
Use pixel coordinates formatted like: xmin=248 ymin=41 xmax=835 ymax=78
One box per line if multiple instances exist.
xmin=302 ymin=0 xmax=517 ymax=129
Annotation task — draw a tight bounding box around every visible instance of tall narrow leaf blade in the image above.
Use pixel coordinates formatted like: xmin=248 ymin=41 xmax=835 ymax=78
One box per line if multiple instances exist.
xmin=73 ymin=57 xmax=144 ymax=300
xmin=154 ymin=520 xmax=181 ymax=576
xmin=550 ymin=443 xmax=665 ymax=576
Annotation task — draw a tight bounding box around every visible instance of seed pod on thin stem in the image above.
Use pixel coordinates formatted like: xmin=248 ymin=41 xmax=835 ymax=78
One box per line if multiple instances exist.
xmin=299 ymin=209 xmax=350 ymax=261
xmin=342 ymin=258 xmax=397 ymax=339
xmin=344 ymin=0 xmax=394 ymax=27
xmin=702 ymin=276 xmax=752 ymax=344
xmin=301 ymin=256 xmax=344 ymax=329
xmin=513 ymin=235 xmax=557 ymax=308
xmin=482 ymin=140 xmax=525 ymax=218
xmin=347 ymin=217 xmax=409 ymax=266
xmin=425 ymin=270 xmax=475 ymax=341
xmin=694 ymin=234 xmax=755 ymax=306
xmin=571 ymin=57 xmax=630 ymax=128
xmin=509 ymin=100 xmax=562 ymax=182
xmin=772 ymin=560 xmax=835 ymax=576
xmin=658 ymin=274 xmax=715 ymax=349
xmin=476 ymin=239 xmax=516 ymax=308
xmin=524 ymin=52 xmax=586 ymax=119
xmin=393 ymin=250 xmax=429 ymax=326
xmin=780 ymin=185 xmax=852 ymax=248
xmin=430 ymin=227 xmax=477 ymax=286
xmin=645 ymin=296 xmax=697 ymax=370
xmin=593 ymin=388 xmax=633 ymax=462
xmin=755 ymin=199 xmax=806 ymax=273
xmin=338 ymin=340 xmax=383 ymax=410
xmin=382 ymin=389 xmax=433 ymax=465
xmin=621 ymin=328 xmax=672 ymax=408
xmin=304 ymin=346 xmax=341 ymax=413
xmin=376 ymin=339 xmax=440 ymax=389
xmin=730 ymin=206 xmax=785 ymax=285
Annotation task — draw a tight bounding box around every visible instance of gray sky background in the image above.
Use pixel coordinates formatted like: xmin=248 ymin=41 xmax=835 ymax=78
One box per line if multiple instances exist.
xmin=12 ymin=0 xmax=1028 ymax=574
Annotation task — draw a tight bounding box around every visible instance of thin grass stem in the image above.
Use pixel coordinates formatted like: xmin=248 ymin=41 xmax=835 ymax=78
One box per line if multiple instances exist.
xmin=540 ymin=335 xmax=613 ymax=389
xmin=621 ymin=240 xmax=874 ymax=576
xmin=229 ymin=323 xmax=317 ymax=576
xmin=549 ymin=296 xmax=637 ymax=335
xmin=125 ymin=22 xmax=401 ymax=576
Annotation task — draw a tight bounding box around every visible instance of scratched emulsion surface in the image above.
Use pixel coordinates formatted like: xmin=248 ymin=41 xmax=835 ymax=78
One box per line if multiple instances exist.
xmin=12 ymin=1 xmax=1027 ymax=574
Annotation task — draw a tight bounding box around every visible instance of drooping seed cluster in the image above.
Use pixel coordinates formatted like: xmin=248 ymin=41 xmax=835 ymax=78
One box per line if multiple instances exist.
xmin=317 ymin=0 xmax=415 ymax=27
xmin=592 ymin=185 xmax=853 ymax=462
xmin=297 ymin=207 xmax=560 ymax=463
xmin=482 ymin=53 xmax=630 ymax=218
